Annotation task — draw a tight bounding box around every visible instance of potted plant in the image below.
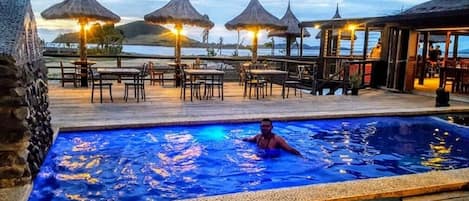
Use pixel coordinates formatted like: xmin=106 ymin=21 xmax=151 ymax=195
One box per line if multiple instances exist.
xmin=349 ymin=72 xmax=362 ymax=95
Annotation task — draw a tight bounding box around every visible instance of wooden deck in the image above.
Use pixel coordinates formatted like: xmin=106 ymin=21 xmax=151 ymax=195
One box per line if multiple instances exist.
xmin=48 ymin=81 xmax=469 ymax=130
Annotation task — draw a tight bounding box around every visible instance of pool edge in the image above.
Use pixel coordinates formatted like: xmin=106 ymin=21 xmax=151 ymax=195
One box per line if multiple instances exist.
xmin=57 ymin=107 xmax=469 ymax=132
xmin=186 ymin=168 xmax=469 ymax=201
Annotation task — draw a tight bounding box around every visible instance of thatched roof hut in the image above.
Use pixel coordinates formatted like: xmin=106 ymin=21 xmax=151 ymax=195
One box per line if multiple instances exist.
xmin=41 ymin=0 xmax=120 ymax=22
xmin=402 ymin=0 xmax=469 ymax=15
xmin=268 ymin=2 xmax=310 ymax=38
xmin=225 ymin=0 xmax=286 ymax=31
xmin=144 ymin=0 xmax=214 ymax=29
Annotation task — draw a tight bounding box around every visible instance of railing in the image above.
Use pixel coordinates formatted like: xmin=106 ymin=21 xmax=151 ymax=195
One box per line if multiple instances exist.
xmin=45 ymin=54 xmax=319 ymax=83
xmin=48 ymin=54 xmax=386 ymax=96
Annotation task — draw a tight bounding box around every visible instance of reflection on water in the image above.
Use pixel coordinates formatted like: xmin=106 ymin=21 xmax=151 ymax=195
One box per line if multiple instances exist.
xmin=30 ymin=116 xmax=469 ymax=201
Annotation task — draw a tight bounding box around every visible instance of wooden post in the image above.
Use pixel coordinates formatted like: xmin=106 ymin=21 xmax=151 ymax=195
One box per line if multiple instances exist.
xmin=350 ymin=28 xmax=355 ymax=56
xmin=336 ymin=30 xmax=342 ymax=56
xmin=286 ymin=36 xmax=292 ymax=56
xmin=79 ymin=18 xmax=88 ymax=87
xmin=444 ymin=31 xmax=451 ymax=66
xmin=419 ymin=32 xmax=429 ymax=85
xmin=300 ymin=27 xmax=304 ymax=57
xmin=453 ymin=35 xmax=459 ymax=59
xmin=252 ymin=28 xmax=258 ymax=63
xmin=175 ymin=23 xmax=182 ymax=65
xmin=117 ymin=56 xmax=122 ymax=83
xmin=174 ymin=23 xmax=183 ymax=87
xmin=363 ymin=24 xmax=369 ymax=59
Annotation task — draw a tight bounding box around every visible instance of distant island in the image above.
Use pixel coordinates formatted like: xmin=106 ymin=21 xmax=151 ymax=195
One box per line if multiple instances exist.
xmin=52 ymin=20 xmax=322 ymax=50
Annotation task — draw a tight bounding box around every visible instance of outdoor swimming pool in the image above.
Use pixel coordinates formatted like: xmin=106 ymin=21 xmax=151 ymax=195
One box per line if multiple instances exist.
xmin=29 ymin=115 xmax=469 ymax=201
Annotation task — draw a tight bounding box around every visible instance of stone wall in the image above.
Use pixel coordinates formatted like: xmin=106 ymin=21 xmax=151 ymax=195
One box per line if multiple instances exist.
xmin=0 ymin=0 xmax=53 ymax=188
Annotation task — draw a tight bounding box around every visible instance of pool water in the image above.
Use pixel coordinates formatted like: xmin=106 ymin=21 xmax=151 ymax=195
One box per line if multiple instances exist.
xmin=29 ymin=116 xmax=469 ymax=200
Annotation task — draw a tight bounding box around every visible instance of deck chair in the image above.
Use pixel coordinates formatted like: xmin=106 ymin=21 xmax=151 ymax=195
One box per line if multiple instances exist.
xmin=89 ymin=67 xmax=113 ymax=103
xmin=285 ymin=65 xmax=306 ymax=98
xmin=60 ymin=61 xmax=79 ymax=87
xmin=149 ymin=61 xmax=164 ymax=86
xmin=125 ymin=63 xmax=148 ymax=102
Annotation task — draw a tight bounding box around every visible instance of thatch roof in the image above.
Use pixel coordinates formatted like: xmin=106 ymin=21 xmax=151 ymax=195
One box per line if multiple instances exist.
xmin=225 ymin=0 xmax=286 ymax=31
xmin=332 ymin=3 xmax=341 ymax=19
xmin=315 ymin=4 xmax=355 ymax=40
xmin=41 ymin=0 xmax=120 ymax=22
xmin=402 ymin=0 xmax=469 ymax=15
xmin=144 ymin=0 xmax=214 ymax=29
xmin=268 ymin=2 xmax=310 ymax=38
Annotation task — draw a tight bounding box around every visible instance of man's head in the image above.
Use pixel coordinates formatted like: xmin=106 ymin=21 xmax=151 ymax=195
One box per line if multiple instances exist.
xmin=260 ymin=118 xmax=273 ymax=136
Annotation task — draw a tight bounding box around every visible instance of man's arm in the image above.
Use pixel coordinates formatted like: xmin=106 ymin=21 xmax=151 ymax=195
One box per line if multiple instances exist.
xmin=242 ymin=135 xmax=258 ymax=142
xmin=276 ymin=137 xmax=302 ymax=156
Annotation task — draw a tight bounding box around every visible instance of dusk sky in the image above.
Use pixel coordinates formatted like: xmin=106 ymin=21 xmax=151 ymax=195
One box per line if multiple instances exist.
xmin=32 ymin=0 xmax=429 ymax=44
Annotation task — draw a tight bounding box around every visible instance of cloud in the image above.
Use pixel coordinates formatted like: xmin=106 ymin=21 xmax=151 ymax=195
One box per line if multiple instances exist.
xmin=33 ymin=0 xmax=429 ymax=43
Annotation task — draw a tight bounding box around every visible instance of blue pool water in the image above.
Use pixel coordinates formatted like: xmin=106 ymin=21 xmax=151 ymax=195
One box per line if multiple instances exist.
xmin=30 ymin=116 xmax=469 ymax=201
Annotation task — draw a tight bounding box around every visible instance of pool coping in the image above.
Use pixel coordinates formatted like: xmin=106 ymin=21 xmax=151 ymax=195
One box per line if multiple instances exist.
xmin=12 ymin=107 xmax=469 ymax=201
xmin=57 ymin=106 xmax=469 ymax=132
xmin=185 ymin=168 xmax=469 ymax=201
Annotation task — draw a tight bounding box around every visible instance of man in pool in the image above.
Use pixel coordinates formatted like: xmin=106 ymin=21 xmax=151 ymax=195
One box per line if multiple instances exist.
xmin=242 ymin=118 xmax=302 ymax=156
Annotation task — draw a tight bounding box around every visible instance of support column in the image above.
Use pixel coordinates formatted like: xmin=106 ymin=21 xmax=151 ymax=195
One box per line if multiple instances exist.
xmin=419 ymin=32 xmax=429 ymax=85
xmin=300 ymin=28 xmax=304 ymax=57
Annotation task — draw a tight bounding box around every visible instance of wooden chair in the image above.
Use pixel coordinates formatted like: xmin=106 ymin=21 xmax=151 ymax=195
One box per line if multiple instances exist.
xmin=60 ymin=61 xmax=79 ymax=87
xmin=442 ymin=68 xmax=457 ymax=93
xmin=180 ymin=67 xmax=203 ymax=101
xmin=125 ymin=63 xmax=148 ymax=102
xmin=285 ymin=65 xmax=306 ymax=98
xmin=148 ymin=61 xmax=164 ymax=86
xmin=243 ymin=70 xmax=267 ymax=99
xmin=88 ymin=67 xmax=113 ymax=103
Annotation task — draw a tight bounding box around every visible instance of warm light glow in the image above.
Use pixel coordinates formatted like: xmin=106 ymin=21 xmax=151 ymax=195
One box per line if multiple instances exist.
xmin=314 ymin=24 xmax=321 ymax=29
xmin=170 ymin=28 xmax=186 ymax=36
xmin=347 ymin=24 xmax=357 ymax=31
xmin=248 ymin=31 xmax=261 ymax=38
xmin=75 ymin=23 xmax=90 ymax=32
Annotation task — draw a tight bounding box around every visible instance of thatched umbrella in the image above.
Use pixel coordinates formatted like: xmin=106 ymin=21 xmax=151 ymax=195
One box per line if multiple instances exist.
xmin=268 ymin=1 xmax=310 ymax=56
xmin=144 ymin=0 xmax=214 ymax=66
xmin=226 ymin=0 xmax=286 ymax=62
xmin=41 ymin=0 xmax=120 ymax=87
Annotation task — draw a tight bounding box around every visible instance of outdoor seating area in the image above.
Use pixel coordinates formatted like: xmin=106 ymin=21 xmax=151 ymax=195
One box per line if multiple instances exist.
xmin=55 ymin=60 xmax=310 ymax=103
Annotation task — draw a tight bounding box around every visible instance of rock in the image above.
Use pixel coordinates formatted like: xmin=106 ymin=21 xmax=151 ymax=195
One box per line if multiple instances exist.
xmin=12 ymin=107 xmax=28 ymax=120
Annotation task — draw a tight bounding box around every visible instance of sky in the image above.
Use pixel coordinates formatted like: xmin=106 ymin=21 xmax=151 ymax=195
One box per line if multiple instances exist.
xmin=31 ymin=0 xmax=429 ymax=45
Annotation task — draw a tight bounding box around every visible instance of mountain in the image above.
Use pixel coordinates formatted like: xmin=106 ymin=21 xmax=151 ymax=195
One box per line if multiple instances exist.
xmin=52 ymin=21 xmax=201 ymax=47
xmin=269 ymin=43 xmax=317 ymax=49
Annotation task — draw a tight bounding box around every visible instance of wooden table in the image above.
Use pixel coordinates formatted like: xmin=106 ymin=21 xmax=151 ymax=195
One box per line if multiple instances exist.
xmin=248 ymin=69 xmax=288 ymax=99
xmin=439 ymin=67 xmax=469 ymax=93
xmin=71 ymin=60 xmax=96 ymax=87
xmin=97 ymin=68 xmax=140 ymax=103
xmin=184 ymin=69 xmax=225 ymax=101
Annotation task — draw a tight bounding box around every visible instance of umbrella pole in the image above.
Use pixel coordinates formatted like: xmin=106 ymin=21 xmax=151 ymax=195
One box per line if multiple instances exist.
xmin=175 ymin=24 xmax=183 ymax=87
xmin=79 ymin=18 xmax=88 ymax=87
xmin=175 ymin=24 xmax=182 ymax=65
xmin=252 ymin=29 xmax=258 ymax=63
